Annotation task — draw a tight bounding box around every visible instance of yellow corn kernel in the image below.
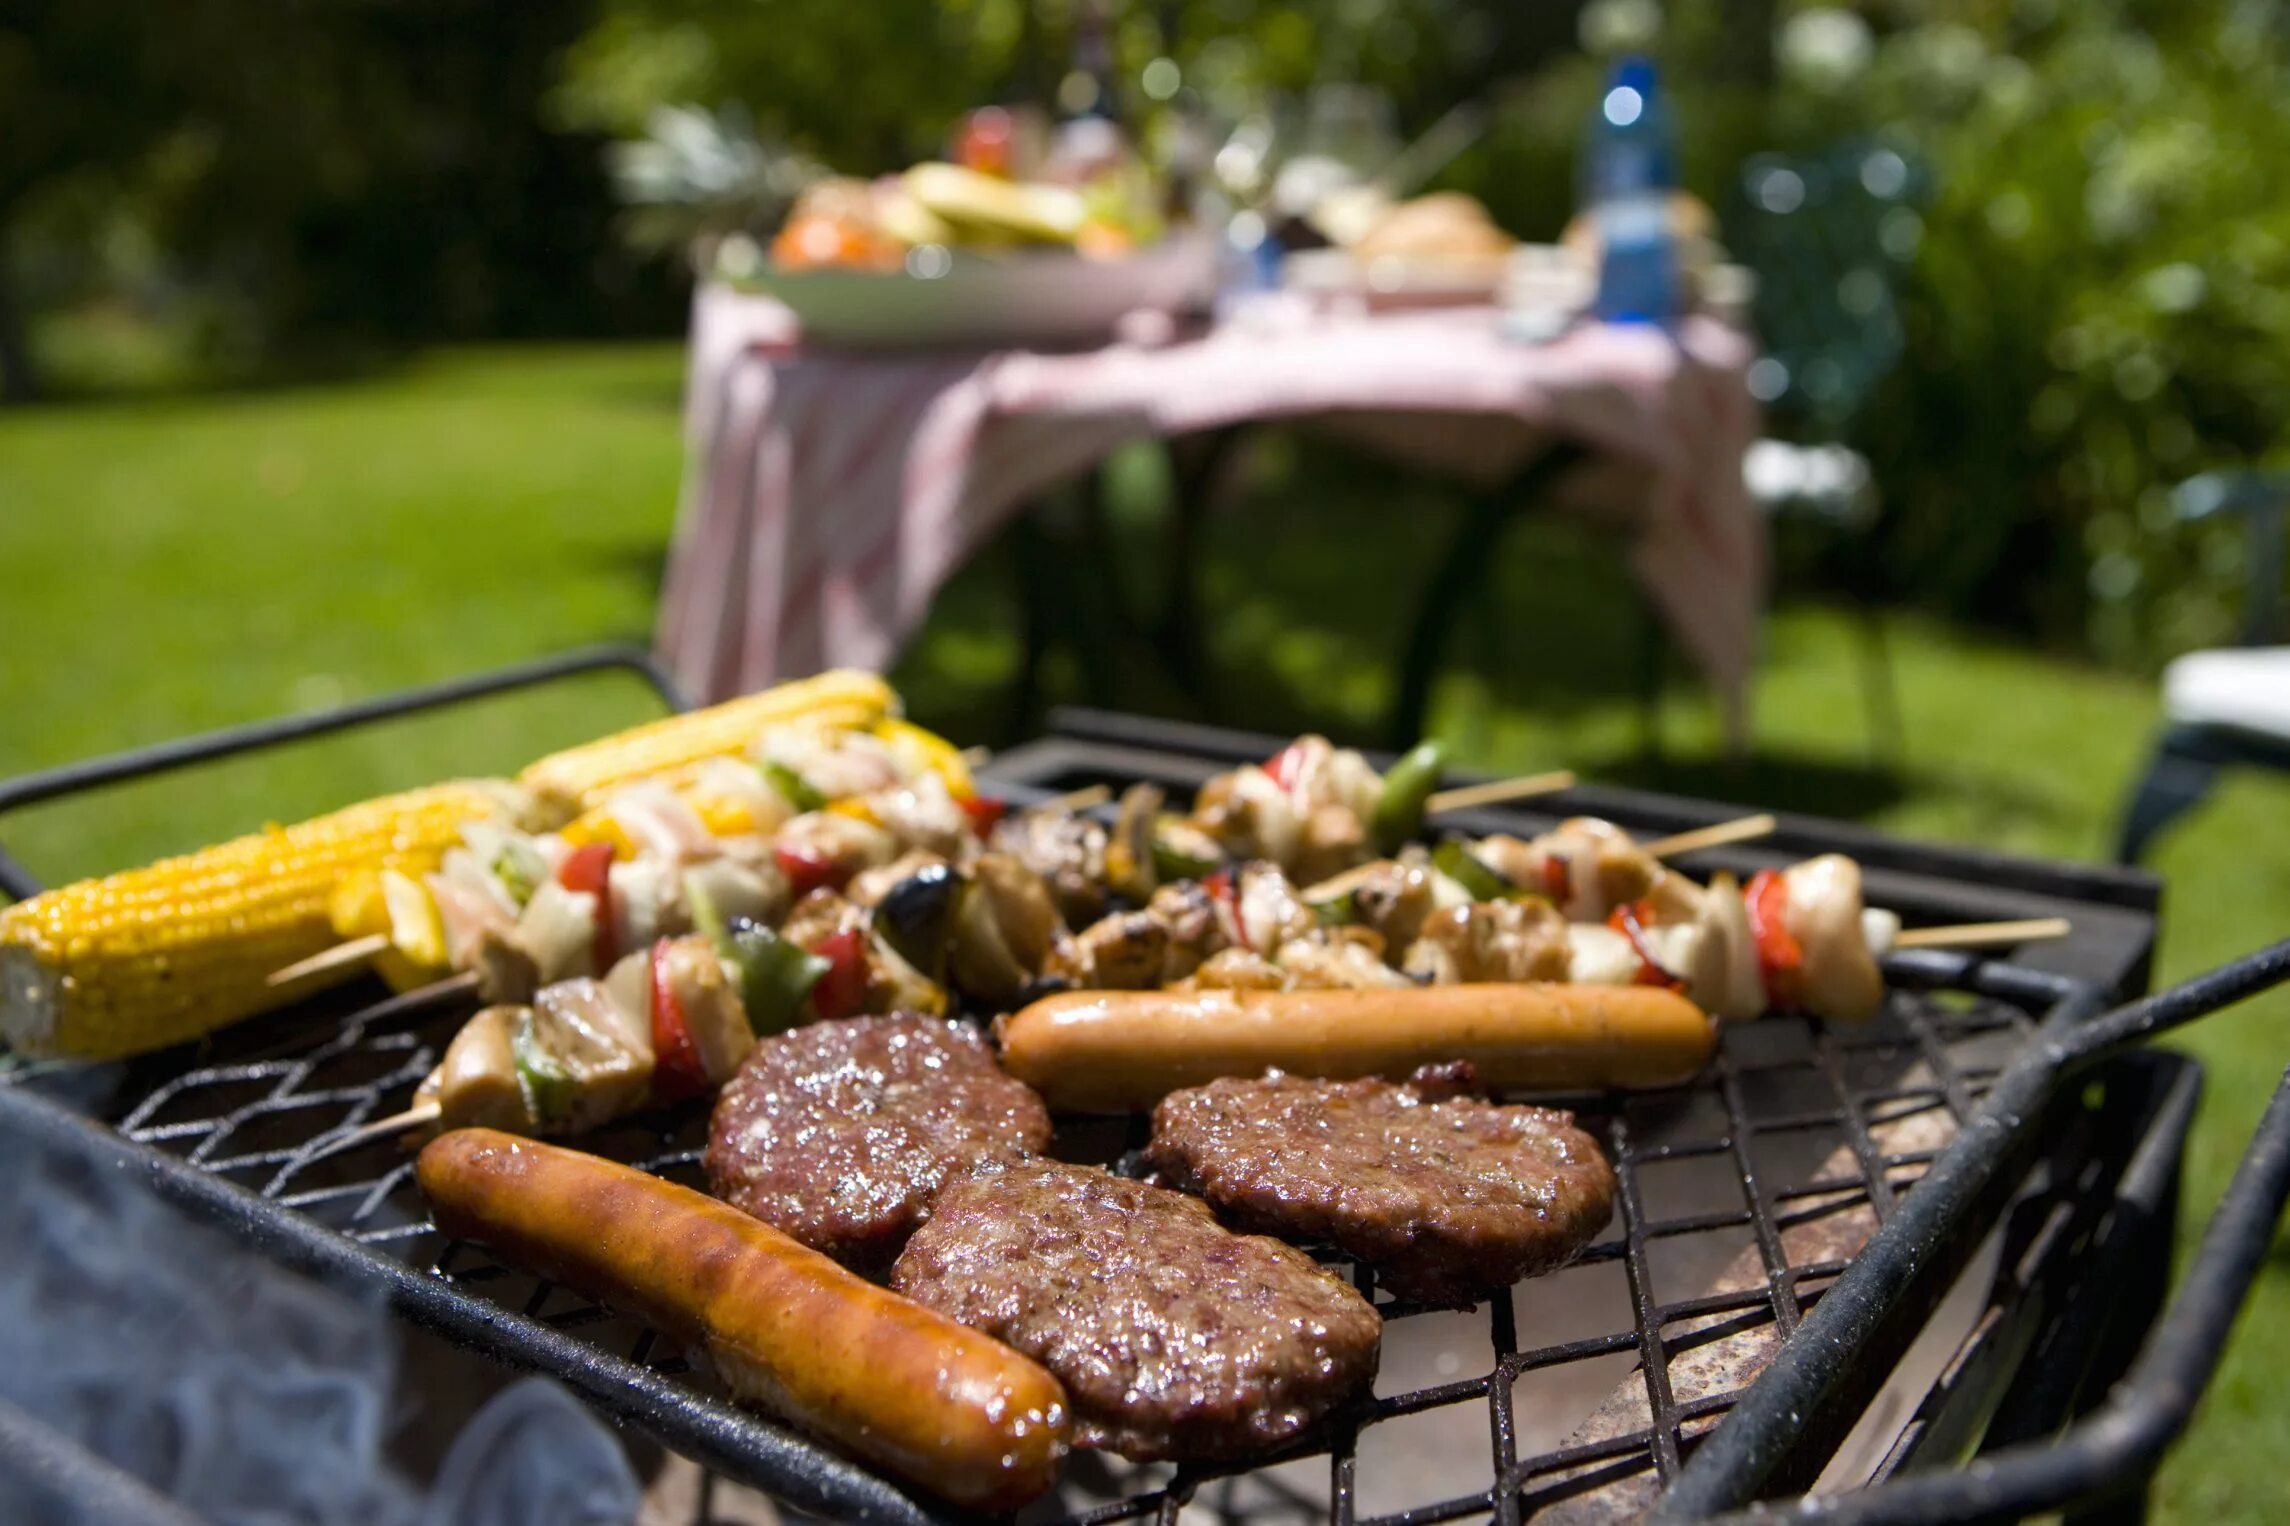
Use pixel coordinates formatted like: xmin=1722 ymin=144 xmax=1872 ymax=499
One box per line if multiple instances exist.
xmin=517 ymin=671 xmax=896 ymax=818
xmin=557 ymin=809 xmax=637 ymax=860
xmin=0 ymin=779 xmax=531 ymax=1060
xmin=875 ymin=717 xmax=976 ymax=798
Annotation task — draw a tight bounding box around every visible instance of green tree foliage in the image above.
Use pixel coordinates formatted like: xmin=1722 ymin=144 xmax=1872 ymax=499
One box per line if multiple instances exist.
xmin=1748 ymin=1 xmax=2290 ymax=661
xmin=551 ymin=0 xmax=1586 ymax=185
xmin=0 ymin=0 xmax=671 ymax=399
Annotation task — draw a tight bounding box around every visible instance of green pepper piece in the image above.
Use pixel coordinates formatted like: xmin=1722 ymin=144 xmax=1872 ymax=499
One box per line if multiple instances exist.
xmin=1372 ymin=740 xmax=1447 ymax=855
xmin=1151 ymin=832 xmax=1220 ymax=883
xmin=490 ymin=843 xmax=543 ymax=907
xmin=1310 ymin=889 xmax=1359 ymax=926
xmin=760 ymin=760 xmax=826 ymax=814
xmin=685 ymin=873 xmax=728 ymax=948
xmin=1432 ymin=838 xmax=1515 ymax=903
xmin=509 ymin=1009 xmax=577 ymax=1131
xmin=724 ymin=921 xmax=830 ymax=1036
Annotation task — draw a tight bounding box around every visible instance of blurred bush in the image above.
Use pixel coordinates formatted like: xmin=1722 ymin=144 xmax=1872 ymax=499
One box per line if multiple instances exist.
xmin=0 ymin=0 xmax=677 ymax=399
xmin=1827 ymin=1 xmax=2290 ymax=665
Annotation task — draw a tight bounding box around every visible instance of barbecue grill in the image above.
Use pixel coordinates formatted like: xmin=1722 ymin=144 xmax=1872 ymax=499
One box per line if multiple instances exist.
xmin=2 ymin=647 xmax=2284 ymax=1525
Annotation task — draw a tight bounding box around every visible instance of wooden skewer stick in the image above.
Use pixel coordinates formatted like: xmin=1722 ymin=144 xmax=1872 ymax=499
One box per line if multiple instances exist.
xmin=1426 ymin=770 xmax=1577 ymax=815
xmin=1640 ymin=814 xmax=1779 ymax=860
xmin=268 ymin=933 xmax=391 ymax=988
xmin=304 ymin=1101 xmax=444 ymax=1162
xmin=1032 ymin=782 xmax=1112 ymax=815
xmin=1891 ymin=917 xmax=2072 ymax=951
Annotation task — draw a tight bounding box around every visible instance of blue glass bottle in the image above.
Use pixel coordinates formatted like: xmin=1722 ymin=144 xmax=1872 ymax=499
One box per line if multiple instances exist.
xmin=1583 ymin=56 xmax=1679 ymax=326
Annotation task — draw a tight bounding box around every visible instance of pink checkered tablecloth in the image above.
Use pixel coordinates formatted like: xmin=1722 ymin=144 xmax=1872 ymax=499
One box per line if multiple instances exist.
xmin=657 ymin=283 xmax=1765 ymax=734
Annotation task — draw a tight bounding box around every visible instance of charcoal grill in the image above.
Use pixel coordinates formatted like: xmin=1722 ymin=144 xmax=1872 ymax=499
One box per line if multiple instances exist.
xmin=2 ymin=648 xmax=2285 ymax=1526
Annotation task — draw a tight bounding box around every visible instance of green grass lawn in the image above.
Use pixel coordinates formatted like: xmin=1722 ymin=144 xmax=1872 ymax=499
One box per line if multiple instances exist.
xmin=2 ymin=344 xmax=2283 ymax=1520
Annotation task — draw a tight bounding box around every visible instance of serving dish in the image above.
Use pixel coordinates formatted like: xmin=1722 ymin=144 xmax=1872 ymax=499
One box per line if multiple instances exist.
xmin=736 ymin=232 xmax=1219 ymax=349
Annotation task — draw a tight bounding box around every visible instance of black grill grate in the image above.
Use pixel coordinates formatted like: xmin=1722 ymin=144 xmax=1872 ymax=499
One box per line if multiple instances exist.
xmin=68 ymin=965 xmax=2036 ymax=1526
xmin=23 ymin=664 xmax=2277 ymax=1526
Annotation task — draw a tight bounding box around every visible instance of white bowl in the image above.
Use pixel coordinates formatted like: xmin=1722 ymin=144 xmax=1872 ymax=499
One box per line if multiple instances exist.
xmin=739 ymin=232 xmax=1219 ymax=349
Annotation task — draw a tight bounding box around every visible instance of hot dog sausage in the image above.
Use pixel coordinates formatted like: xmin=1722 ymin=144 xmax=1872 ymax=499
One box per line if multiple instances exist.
xmin=415 ymin=1129 xmax=1070 ymax=1510
xmin=996 ymin=983 xmax=1716 ymax=1112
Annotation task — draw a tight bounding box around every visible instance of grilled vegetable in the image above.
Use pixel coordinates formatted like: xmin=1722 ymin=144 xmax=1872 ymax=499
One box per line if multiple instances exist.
xmin=1775 ymin=855 xmax=1886 ymax=1025
xmin=873 ymin=863 xmax=963 ymax=980
xmin=719 ymin=921 xmax=830 ymax=1035
xmin=805 ymin=929 xmax=871 ymax=1021
xmin=762 ymin=760 xmax=826 ymax=815
xmin=1370 ymin=740 xmax=1445 ymax=855
xmin=0 ymin=779 xmax=532 ymax=1060
xmin=1431 ymin=838 xmax=1515 ymax=903
xmin=509 ymin=1008 xmax=581 ymax=1128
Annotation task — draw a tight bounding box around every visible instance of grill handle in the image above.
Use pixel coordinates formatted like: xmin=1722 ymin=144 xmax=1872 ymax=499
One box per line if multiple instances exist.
xmin=1691 ymin=1059 xmax=2290 ymax=1525
xmin=2055 ymin=935 xmax=2290 ymax=1073
xmin=1660 ymin=937 xmax=2290 ymax=1520
xmin=0 ymin=644 xmax=684 ymax=902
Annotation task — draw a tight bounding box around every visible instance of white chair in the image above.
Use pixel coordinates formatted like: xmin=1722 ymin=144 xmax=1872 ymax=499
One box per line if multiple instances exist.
xmin=2114 ymin=472 xmax=2290 ymax=861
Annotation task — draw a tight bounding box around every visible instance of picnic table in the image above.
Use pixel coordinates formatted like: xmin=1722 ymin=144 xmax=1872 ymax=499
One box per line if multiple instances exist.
xmin=656 ymin=282 xmax=1765 ymax=741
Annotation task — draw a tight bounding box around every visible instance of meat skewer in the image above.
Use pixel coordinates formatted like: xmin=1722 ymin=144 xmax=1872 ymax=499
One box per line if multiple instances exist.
xmin=320 ymin=812 xmax=2068 ymax=1154
xmin=270 ymin=713 xmax=987 ymax=995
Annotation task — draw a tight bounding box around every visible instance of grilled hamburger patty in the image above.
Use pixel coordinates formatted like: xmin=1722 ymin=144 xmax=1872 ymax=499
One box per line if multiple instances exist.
xmin=890 ymin=1160 xmax=1381 ymax=1461
xmin=1145 ymin=1064 xmax=1615 ymax=1303
xmin=705 ymin=1014 xmax=1050 ymax=1273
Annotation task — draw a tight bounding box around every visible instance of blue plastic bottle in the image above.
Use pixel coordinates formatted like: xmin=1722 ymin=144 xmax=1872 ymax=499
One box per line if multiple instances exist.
xmin=1583 ymin=56 xmax=1679 ymax=326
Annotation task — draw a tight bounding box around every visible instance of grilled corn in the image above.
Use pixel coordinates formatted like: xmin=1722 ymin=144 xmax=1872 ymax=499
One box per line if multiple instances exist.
xmin=516 ymin=670 xmax=897 ymax=818
xmin=0 ymin=780 xmax=533 ymax=1060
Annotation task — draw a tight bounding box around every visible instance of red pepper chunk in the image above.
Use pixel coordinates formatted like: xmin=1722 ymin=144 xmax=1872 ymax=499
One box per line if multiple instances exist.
xmin=556 ymin=841 xmax=612 ymax=895
xmin=1541 ymin=853 xmax=1572 ymax=904
xmin=648 ymin=939 xmax=710 ymax=1104
xmin=1204 ymin=870 xmax=1250 ymax=951
xmin=807 ymin=929 xmax=869 ymax=1022
xmin=556 ymin=843 xmax=618 ymax=974
xmin=775 ymin=844 xmax=842 ymax=899
xmin=958 ymin=795 xmax=1008 ymax=836
xmin=1606 ymin=901 xmax=1684 ymax=990
xmin=1263 ymin=743 xmax=1307 ymax=793
xmin=1745 ymin=869 xmax=1804 ymax=1009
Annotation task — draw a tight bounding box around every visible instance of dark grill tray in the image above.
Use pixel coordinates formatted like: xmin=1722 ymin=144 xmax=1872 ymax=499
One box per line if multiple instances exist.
xmin=2 ymin=653 xmax=2284 ymax=1525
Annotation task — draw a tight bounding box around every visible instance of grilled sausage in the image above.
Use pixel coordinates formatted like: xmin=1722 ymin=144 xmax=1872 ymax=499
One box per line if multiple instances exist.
xmin=995 ymin=983 xmax=1717 ymax=1112
xmin=415 ymin=1130 xmax=1070 ymax=1510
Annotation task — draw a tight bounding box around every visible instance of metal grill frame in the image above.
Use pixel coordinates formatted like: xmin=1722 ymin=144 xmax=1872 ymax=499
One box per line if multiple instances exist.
xmin=1 ymin=651 xmax=2283 ymax=1526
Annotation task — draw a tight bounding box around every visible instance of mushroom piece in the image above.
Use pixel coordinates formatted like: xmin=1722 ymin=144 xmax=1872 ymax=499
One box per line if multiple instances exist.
xmin=1784 ymin=854 xmax=1885 ymax=1025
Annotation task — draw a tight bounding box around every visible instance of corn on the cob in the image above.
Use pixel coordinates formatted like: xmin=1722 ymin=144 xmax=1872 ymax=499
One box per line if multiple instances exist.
xmin=0 ymin=780 xmax=533 ymax=1060
xmin=516 ymin=670 xmax=897 ymax=819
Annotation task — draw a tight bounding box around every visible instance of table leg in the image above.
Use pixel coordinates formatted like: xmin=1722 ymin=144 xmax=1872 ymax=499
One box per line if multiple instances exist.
xmin=1387 ymin=441 xmax=1585 ymax=748
xmin=1008 ymin=511 xmax=1058 ymax=740
xmin=1154 ymin=427 xmax=1248 ymax=713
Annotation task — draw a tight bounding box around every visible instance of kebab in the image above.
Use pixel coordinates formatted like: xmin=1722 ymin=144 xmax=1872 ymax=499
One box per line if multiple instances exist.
xmin=346 ymin=848 xmax=2061 ymax=1151
xmin=278 ymin=715 xmax=987 ymax=999
xmin=1177 ymin=736 xmax=1576 ymax=884
xmin=934 ymin=829 xmax=2058 ymax=1028
xmin=375 ymin=876 xmax=949 ymax=1143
